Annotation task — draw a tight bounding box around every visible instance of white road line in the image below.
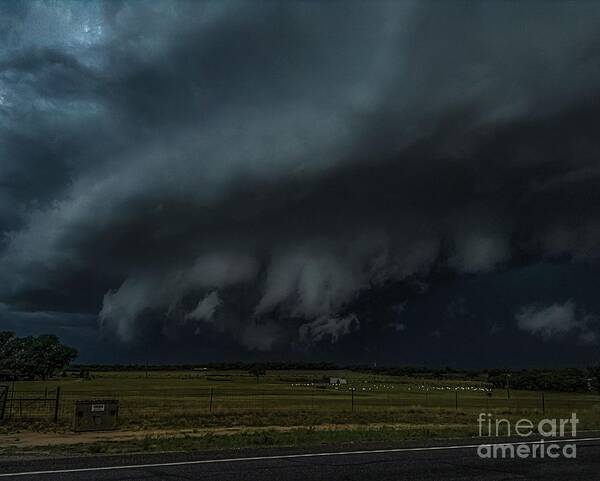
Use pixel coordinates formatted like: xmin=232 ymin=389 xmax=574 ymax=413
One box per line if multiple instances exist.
xmin=1 ymin=436 xmax=599 ymax=478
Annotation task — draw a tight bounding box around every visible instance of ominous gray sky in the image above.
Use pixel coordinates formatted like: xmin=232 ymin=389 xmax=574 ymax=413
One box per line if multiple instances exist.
xmin=2 ymin=1 xmax=600 ymax=365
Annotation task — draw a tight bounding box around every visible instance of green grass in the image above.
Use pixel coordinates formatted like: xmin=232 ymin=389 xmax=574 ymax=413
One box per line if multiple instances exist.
xmin=3 ymin=369 xmax=600 ymax=438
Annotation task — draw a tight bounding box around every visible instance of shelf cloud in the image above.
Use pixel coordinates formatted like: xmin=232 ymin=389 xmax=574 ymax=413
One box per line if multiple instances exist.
xmin=3 ymin=1 xmax=600 ymax=362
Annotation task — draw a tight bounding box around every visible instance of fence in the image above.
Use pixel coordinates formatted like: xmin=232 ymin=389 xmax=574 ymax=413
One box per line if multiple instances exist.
xmin=0 ymin=384 xmax=62 ymax=422
xmin=1 ymin=383 xmax=599 ymax=425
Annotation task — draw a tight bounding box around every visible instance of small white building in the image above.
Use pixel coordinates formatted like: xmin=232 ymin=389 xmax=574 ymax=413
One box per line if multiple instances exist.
xmin=329 ymin=377 xmax=347 ymax=385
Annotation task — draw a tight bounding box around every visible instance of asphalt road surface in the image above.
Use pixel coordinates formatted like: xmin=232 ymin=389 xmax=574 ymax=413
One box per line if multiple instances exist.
xmin=2 ymin=436 xmax=600 ymax=481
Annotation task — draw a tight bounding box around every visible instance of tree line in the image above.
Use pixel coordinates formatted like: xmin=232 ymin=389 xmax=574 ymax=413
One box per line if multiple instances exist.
xmin=71 ymin=361 xmax=600 ymax=393
xmin=487 ymin=368 xmax=600 ymax=393
xmin=0 ymin=332 xmax=78 ymax=380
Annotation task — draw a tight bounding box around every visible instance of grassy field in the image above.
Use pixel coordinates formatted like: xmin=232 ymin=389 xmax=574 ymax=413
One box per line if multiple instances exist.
xmin=2 ymin=369 xmax=600 ymax=453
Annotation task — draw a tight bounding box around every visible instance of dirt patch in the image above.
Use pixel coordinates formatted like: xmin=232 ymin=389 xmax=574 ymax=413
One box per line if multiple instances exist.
xmin=0 ymin=422 xmax=467 ymax=449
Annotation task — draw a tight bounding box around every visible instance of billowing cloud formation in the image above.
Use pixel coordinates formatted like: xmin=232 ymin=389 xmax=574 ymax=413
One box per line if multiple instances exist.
xmin=299 ymin=314 xmax=360 ymax=344
xmin=99 ymin=252 xmax=258 ymax=340
xmin=185 ymin=291 xmax=222 ymax=323
xmin=516 ymin=301 xmax=598 ymax=344
xmin=449 ymin=233 xmax=509 ymax=274
xmin=3 ymin=1 xmax=600 ymax=356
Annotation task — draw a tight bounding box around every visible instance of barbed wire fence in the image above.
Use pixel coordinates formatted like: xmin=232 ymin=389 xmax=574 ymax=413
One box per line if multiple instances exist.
xmin=1 ymin=383 xmax=599 ymax=424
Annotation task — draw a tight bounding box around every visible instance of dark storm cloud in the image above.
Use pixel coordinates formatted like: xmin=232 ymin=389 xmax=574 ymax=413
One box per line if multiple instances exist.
xmin=515 ymin=300 xmax=599 ymax=344
xmin=3 ymin=1 xmax=600 ymax=358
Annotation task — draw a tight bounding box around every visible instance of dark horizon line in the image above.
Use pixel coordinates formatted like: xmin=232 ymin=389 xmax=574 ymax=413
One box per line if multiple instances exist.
xmin=68 ymin=362 xmax=598 ymax=373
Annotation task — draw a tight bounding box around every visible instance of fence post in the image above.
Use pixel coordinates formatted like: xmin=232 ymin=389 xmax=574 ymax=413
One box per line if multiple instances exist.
xmin=351 ymin=388 xmax=355 ymax=412
xmin=8 ymin=382 xmax=14 ymax=419
xmin=53 ymin=386 xmax=61 ymax=423
xmin=0 ymin=386 xmax=7 ymax=420
xmin=209 ymin=387 xmax=213 ymax=412
xmin=542 ymin=392 xmax=545 ymax=415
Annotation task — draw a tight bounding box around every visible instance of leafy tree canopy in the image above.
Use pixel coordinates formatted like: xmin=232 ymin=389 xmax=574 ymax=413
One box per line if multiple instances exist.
xmin=0 ymin=332 xmax=77 ymax=380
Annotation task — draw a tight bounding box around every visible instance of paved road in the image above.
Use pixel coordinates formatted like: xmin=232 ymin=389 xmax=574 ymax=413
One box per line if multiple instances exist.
xmin=1 ymin=436 xmax=600 ymax=480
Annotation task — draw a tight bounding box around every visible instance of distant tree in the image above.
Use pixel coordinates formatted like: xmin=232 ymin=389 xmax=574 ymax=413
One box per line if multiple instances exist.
xmin=589 ymin=366 xmax=600 ymax=393
xmin=0 ymin=331 xmax=15 ymax=349
xmin=248 ymin=366 xmax=266 ymax=384
xmin=0 ymin=331 xmax=19 ymax=372
xmin=0 ymin=332 xmax=77 ymax=380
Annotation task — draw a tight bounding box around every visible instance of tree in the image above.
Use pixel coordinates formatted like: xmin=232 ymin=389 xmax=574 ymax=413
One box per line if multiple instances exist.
xmin=589 ymin=366 xmax=600 ymax=393
xmin=248 ymin=365 xmax=266 ymax=384
xmin=0 ymin=332 xmax=77 ymax=380
xmin=0 ymin=331 xmax=19 ymax=372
